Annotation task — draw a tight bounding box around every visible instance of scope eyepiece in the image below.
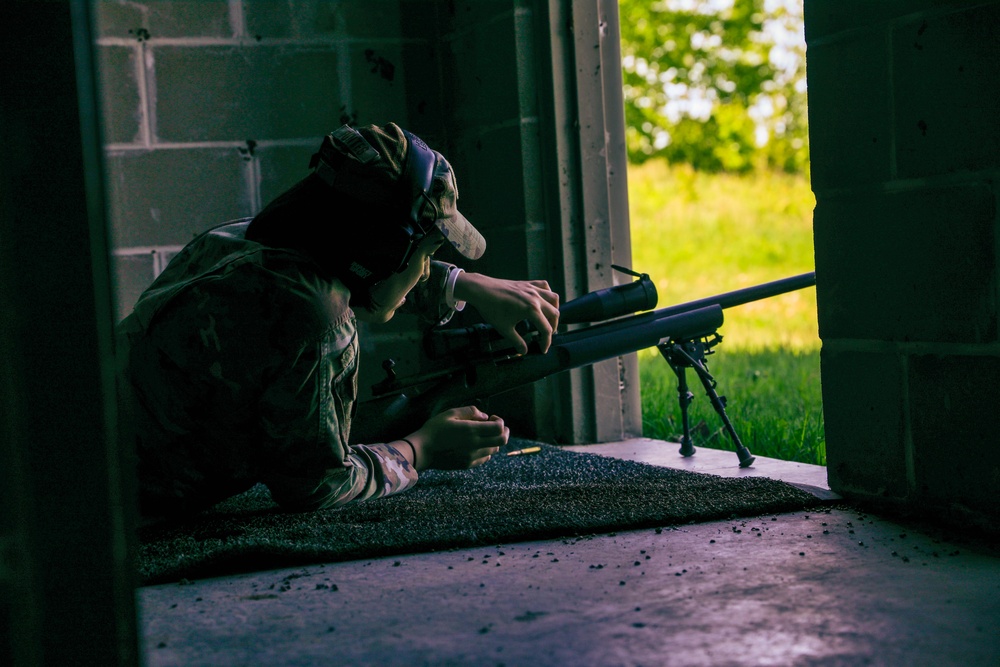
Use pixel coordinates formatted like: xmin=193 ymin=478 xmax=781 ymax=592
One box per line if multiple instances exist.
xmin=559 ymin=273 xmax=657 ymax=325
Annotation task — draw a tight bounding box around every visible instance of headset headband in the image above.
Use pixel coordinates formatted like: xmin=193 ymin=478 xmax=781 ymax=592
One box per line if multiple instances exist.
xmin=312 ymin=126 xmax=439 ymax=232
xmin=308 ymin=125 xmax=444 ymax=280
xmin=400 ymin=129 xmax=439 ymax=233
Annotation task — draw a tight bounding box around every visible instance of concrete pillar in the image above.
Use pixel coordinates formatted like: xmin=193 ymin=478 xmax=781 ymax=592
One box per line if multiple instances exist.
xmin=0 ymin=1 xmax=139 ymax=663
xmin=806 ymin=0 xmax=1000 ymax=523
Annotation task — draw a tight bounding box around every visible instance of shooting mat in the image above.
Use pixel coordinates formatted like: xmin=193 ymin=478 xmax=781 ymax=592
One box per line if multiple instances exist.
xmin=138 ymin=439 xmax=821 ymax=585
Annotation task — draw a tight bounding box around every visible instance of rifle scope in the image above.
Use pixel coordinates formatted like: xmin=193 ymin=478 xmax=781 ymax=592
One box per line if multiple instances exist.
xmin=560 ymin=269 xmax=658 ymax=325
xmin=424 ymin=269 xmax=658 ymax=360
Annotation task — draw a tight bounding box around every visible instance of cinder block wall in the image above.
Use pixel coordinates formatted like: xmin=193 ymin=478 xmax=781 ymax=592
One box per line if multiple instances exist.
xmin=356 ymin=2 xmax=562 ymax=434
xmin=806 ymin=0 xmax=1000 ymax=522
xmin=97 ymin=0 xmax=447 ymax=317
xmin=97 ymin=0 xmax=558 ymax=434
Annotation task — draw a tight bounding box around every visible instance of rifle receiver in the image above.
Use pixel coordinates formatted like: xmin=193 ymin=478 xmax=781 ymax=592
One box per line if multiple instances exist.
xmin=424 ymin=268 xmax=658 ymax=360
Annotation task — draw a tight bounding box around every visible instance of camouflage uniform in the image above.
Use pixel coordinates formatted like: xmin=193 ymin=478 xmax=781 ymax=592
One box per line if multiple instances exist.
xmin=117 ymin=219 xmax=458 ymax=518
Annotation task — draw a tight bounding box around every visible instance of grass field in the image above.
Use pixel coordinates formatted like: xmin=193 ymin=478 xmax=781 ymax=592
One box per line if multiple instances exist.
xmin=627 ymin=161 xmax=825 ymax=465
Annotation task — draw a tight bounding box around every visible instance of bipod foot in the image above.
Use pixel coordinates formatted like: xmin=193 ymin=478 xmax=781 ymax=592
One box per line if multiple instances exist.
xmin=678 ymin=436 xmax=695 ymax=458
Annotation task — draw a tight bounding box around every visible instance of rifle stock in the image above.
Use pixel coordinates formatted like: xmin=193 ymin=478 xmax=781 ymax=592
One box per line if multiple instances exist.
xmin=350 ymin=271 xmax=815 ymax=444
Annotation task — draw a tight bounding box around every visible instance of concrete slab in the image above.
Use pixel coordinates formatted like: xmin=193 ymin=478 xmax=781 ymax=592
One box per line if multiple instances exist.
xmin=564 ymin=438 xmax=839 ymax=500
xmin=137 ymin=441 xmax=999 ymax=666
xmin=139 ymin=506 xmax=1000 ymax=667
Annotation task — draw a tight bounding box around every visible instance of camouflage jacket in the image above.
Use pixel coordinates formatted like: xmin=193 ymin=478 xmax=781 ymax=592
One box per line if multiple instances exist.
xmin=117 ymin=219 xmax=458 ymax=517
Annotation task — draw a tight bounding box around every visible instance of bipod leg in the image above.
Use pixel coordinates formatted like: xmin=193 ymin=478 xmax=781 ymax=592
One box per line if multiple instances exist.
xmin=658 ymin=343 xmax=696 ymax=457
xmin=673 ymin=346 xmax=756 ymax=468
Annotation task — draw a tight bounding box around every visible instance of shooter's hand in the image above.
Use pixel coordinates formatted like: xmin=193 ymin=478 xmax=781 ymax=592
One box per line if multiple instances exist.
xmin=406 ymin=406 xmax=509 ymax=471
xmin=454 ymin=273 xmax=560 ymax=354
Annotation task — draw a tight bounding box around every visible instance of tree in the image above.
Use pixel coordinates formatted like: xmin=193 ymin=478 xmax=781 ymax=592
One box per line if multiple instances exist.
xmin=619 ymin=0 xmax=809 ymax=173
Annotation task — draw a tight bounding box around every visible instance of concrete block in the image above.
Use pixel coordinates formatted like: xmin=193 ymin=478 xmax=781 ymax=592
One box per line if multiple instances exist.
xmin=804 ymin=0 xmax=945 ymax=42
xmin=909 ymin=354 xmax=1000 ymax=515
xmin=444 ymin=13 xmax=520 ymax=130
xmin=448 ymin=123 xmax=527 ymax=247
xmin=821 ymin=348 xmax=909 ymax=500
xmin=94 ymin=0 xmax=147 ymax=39
xmin=145 ymin=0 xmax=232 ymax=38
xmin=805 ymin=32 xmax=892 ymax=192
xmin=112 ymin=251 xmax=155 ymax=320
xmin=814 ymin=184 xmax=997 ymax=343
xmin=350 ymin=44 xmax=408 ymax=124
xmin=242 ymin=0 xmax=438 ymax=40
xmin=95 ymin=0 xmax=232 ymax=39
xmin=347 ymin=42 xmax=435 ymax=129
xmin=242 ymin=0 xmax=341 ymax=39
xmin=256 ymin=144 xmax=317 ymax=209
xmin=893 ymin=4 xmax=1000 ymax=178
xmin=97 ymin=45 xmax=143 ymax=144
xmin=107 ymin=148 xmax=252 ymax=247
xmin=153 ymin=45 xmax=342 ymax=142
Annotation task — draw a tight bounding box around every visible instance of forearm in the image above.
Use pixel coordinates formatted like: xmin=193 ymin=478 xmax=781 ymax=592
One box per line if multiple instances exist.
xmin=451 ymin=272 xmax=561 ymax=354
xmin=452 ymin=270 xmax=490 ymax=306
xmin=266 ymin=442 xmax=418 ymax=511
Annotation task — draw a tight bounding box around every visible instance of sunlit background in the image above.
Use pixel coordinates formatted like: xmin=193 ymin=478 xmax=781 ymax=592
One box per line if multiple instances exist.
xmin=618 ymin=0 xmax=823 ymax=464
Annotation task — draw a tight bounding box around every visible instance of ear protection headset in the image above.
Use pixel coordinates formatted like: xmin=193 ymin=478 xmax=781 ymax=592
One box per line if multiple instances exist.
xmin=310 ymin=126 xmax=440 ymax=282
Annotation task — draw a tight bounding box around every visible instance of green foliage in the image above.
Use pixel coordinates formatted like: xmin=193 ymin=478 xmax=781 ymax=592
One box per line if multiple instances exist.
xmin=627 ymin=160 xmax=817 ymax=349
xmin=619 ymin=0 xmax=809 ymax=173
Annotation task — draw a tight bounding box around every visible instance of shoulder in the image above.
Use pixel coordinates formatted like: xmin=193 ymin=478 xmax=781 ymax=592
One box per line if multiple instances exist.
xmin=137 ymin=223 xmax=353 ymax=343
xmin=200 ymin=250 xmax=354 ymax=338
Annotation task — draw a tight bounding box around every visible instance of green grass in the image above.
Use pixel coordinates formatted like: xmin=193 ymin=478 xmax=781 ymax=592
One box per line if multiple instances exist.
xmin=627 ymin=161 xmax=825 ymax=465
xmin=639 ymin=347 xmax=826 ymax=465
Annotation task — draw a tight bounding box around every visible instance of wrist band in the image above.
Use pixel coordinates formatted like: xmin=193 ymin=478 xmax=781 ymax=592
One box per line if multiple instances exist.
xmin=399 ymin=438 xmax=418 ymax=468
xmin=444 ymin=266 xmax=466 ymax=312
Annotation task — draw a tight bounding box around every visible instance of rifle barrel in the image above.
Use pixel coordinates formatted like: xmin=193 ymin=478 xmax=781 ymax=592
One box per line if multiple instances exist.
xmin=655 ymin=272 xmax=815 ymax=318
xmin=556 ymin=305 xmax=723 ymax=367
xmin=561 ymin=271 xmax=816 ymax=343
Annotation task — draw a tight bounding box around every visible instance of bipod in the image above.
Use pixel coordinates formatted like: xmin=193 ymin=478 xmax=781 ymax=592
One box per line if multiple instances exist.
xmin=657 ymin=333 xmax=756 ymax=468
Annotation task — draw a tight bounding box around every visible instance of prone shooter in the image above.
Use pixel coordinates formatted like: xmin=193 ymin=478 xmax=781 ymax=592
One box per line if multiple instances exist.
xmin=353 ymin=267 xmax=817 ymax=468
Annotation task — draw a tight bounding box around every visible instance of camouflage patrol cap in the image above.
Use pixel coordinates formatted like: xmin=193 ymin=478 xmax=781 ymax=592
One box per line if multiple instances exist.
xmin=311 ymin=123 xmax=486 ymax=260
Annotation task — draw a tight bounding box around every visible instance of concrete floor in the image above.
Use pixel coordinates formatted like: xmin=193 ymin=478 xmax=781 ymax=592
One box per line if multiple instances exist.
xmin=138 ymin=440 xmax=1000 ymax=666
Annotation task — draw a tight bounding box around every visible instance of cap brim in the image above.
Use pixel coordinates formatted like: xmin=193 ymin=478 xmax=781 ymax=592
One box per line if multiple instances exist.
xmin=435 ymin=210 xmax=486 ymax=260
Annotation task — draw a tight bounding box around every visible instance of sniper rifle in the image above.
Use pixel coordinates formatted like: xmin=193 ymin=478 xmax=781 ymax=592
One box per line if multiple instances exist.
xmin=351 ymin=267 xmax=816 ymax=467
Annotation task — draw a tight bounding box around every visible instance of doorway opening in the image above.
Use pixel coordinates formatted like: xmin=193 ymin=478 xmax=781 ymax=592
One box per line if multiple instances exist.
xmin=618 ymin=0 xmax=821 ymax=466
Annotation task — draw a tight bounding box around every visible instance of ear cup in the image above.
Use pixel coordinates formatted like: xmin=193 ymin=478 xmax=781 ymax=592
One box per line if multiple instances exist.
xmin=401 ymin=130 xmax=438 ymax=230
xmin=353 ymin=131 xmax=436 ymax=279
xmin=348 ymin=220 xmax=422 ymax=280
